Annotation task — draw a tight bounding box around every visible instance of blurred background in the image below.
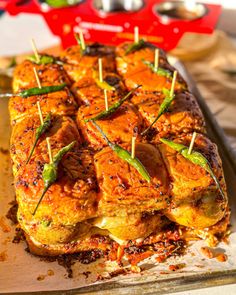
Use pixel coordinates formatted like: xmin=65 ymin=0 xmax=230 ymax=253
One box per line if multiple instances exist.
xmin=0 ymin=0 xmax=236 ymax=157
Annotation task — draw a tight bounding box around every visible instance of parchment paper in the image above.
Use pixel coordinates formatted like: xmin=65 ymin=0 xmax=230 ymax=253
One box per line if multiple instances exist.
xmin=1 ymin=69 xmax=236 ymax=294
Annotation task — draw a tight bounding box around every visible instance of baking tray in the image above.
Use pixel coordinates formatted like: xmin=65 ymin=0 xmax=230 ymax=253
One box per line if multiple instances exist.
xmin=0 ymin=60 xmax=236 ymax=295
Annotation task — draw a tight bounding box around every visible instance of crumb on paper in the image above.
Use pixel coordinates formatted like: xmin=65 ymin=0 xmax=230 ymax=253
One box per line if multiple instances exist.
xmin=200 ymin=247 xmax=214 ymax=259
xmin=1 ymin=236 xmax=11 ymax=246
xmin=0 ymin=147 xmax=9 ymax=155
xmin=47 ymin=269 xmax=54 ymax=276
xmin=82 ymin=271 xmax=91 ymax=279
xmin=216 ymin=253 xmax=228 ymax=262
xmin=37 ymin=275 xmax=46 ymax=281
xmin=130 ymin=265 xmax=141 ymax=273
xmin=168 ymin=263 xmax=186 ymax=271
xmin=0 ymin=216 xmax=11 ymax=233
xmin=0 ymin=250 xmax=8 ymax=262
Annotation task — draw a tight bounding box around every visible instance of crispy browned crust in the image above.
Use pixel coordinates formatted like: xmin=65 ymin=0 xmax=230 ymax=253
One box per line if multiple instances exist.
xmin=9 ymin=44 xmax=230 ymax=259
xmin=9 ymin=88 xmax=78 ymax=125
xmin=159 ymin=133 xmax=228 ymax=228
xmin=132 ymin=91 xmax=206 ymax=140
xmin=77 ymin=102 xmax=143 ymax=149
xmin=13 ymin=60 xmax=71 ymax=93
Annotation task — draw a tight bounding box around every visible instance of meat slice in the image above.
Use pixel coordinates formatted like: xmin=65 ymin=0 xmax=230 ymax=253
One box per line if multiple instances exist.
xmin=13 ymin=60 xmax=71 ymax=93
xmin=60 ymin=44 xmax=116 ymax=82
xmin=10 ymin=115 xmax=81 ymax=175
xmin=71 ymin=73 xmax=126 ymax=106
xmin=132 ymin=91 xmax=206 ymax=141
xmin=94 ymin=143 xmax=170 ymax=216
xmin=158 ymin=133 xmax=228 ymax=228
xmin=9 ymin=87 xmax=78 ymax=124
xmin=77 ymin=102 xmax=143 ymax=149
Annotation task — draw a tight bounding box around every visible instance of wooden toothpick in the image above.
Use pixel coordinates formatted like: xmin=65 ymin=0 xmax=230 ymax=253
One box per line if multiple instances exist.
xmin=188 ymin=132 xmax=197 ymax=155
xmin=104 ymin=89 xmax=108 ymax=111
xmin=37 ymin=101 xmax=44 ymax=125
xmin=170 ymin=70 xmax=177 ymax=97
xmin=98 ymin=58 xmax=103 ymax=83
xmin=30 ymin=38 xmax=40 ymax=64
xmin=154 ymin=49 xmax=159 ymax=72
xmin=131 ymin=136 xmax=136 ymax=159
xmin=79 ymin=29 xmax=86 ymax=51
xmin=134 ymin=26 xmax=139 ymax=43
xmin=33 ymin=67 xmax=42 ymax=89
xmin=46 ymin=137 xmax=53 ymax=164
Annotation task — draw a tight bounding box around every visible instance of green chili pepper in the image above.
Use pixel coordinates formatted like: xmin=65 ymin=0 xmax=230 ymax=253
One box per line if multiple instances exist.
xmin=160 ymin=138 xmax=225 ymax=199
xmin=92 ymin=70 xmax=115 ymax=91
xmin=142 ymin=60 xmax=172 ymax=78
xmin=92 ymin=121 xmax=151 ymax=183
xmin=141 ymin=88 xmax=175 ymax=136
xmin=26 ymin=113 xmax=52 ymax=164
xmin=33 ymin=141 xmax=76 ymax=215
xmin=19 ymin=83 xmax=67 ymax=98
xmin=45 ymin=0 xmax=80 ymax=8
xmin=125 ymin=39 xmax=146 ymax=55
xmin=27 ymin=55 xmax=55 ymax=65
xmin=85 ymin=85 xmax=141 ymax=122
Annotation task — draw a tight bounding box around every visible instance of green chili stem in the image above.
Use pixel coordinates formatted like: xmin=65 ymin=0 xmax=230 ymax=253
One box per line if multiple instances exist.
xmin=125 ymin=39 xmax=146 ymax=55
xmin=142 ymin=60 xmax=172 ymax=78
xmin=26 ymin=139 xmax=39 ymax=164
xmin=85 ymin=85 xmax=141 ymax=122
xmin=32 ymin=186 xmax=49 ymax=216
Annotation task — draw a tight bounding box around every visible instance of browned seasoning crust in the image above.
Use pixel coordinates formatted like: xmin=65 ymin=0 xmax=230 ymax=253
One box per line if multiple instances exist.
xmin=8 ymin=41 xmax=230 ymax=268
